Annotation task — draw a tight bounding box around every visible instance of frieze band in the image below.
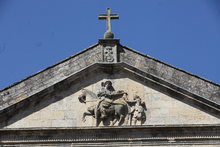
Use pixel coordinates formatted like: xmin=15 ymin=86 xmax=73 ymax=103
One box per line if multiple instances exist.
xmin=1 ymin=125 xmax=220 ymax=145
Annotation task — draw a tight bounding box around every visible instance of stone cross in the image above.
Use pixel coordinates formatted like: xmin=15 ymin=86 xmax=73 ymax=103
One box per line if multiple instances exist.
xmin=98 ymin=8 xmax=119 ymax=38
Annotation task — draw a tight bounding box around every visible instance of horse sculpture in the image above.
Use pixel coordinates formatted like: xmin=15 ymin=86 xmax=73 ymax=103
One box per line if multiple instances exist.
xmin=78 ymin=89 xmax=128 ymax=126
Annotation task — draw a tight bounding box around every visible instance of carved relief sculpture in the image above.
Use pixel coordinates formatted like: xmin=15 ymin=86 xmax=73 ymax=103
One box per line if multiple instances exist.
xmin=78 ymin=81 xmax=147 ymax=126
xmin=124 ymin=95 xmax=147 ymax=125
xmin=103 ymin=47 xmax=114 ymax=62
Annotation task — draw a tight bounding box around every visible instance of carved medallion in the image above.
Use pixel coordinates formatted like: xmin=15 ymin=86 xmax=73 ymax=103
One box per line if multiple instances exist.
xmin=78 ymin=81 xmax=147 ymax=126
xmin=103 ymin=47 xmax=114 ymax=62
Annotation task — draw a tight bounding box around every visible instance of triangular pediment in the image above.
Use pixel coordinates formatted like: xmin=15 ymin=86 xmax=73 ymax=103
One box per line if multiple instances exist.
xmin=0 ymin=40 xmax=220 ymax=129
xmin=0 ymin=41 xmax=220 ymax=146
xmin=0 ymin=62 xmax=219 ymax=128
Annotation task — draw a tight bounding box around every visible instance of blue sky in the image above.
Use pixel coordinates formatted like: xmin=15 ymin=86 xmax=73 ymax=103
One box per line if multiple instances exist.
xmin=0 ymin=0 xmax=220 ymax=89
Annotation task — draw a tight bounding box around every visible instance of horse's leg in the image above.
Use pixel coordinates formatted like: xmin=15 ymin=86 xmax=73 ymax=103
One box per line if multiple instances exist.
xmin=111 ymin=114 xmax=125 ymax=126
xmin=108 ymin=115 xmax=115 ymax=126
xmin=118 ymin=114 xmax=125 ymax=126
xmin=133 ymin=118 xmax=137 ymax=125
xmin=96 ymin=118 xmax=102 ymax=127
xmin=111 ymin=117 xmax=118 ymax=126
xmin=82 ymin=112 xmax=92 ymax=122
xmin=115 ymin=105 xmax=126 ymax=126
xmin=124 ymin=115 xmax=128 ymax=125
xmin=111 ymin=111 xmax=121 ymax=126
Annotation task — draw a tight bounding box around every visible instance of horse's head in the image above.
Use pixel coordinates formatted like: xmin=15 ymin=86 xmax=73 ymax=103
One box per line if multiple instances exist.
xmin=78 ymin=89 xmax=99 ymax=104
xmin=78 ymin=93 xmax=86 ymax=104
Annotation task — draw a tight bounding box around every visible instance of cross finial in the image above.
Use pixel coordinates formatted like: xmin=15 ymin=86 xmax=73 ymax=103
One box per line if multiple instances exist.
xmin=98 ymin=8 xmax=119 ymax=39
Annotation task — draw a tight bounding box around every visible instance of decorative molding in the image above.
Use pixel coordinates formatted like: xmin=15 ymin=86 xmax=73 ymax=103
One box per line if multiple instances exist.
xmin=0 ymin=125 xmax=220 ymax=145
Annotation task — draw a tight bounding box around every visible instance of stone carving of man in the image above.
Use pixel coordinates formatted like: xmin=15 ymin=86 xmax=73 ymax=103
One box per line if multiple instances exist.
xmin=125 ymin=95 xmax=147 ymax=125
xmin=96 ymin=81 xmax=115 ymax=119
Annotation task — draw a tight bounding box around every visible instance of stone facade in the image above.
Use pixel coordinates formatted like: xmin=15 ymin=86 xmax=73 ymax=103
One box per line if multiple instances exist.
xmin=0 ymin=39 xmax=219 ymax=146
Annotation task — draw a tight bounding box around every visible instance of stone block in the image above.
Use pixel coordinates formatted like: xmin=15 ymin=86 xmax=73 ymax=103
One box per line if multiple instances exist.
xmin=28 ymin=120 xmax=42 ymax=127
xmin=52 ymin=111 xmax=65 ymax=120
xmin=148 ymin=93 xmax=161 ymax=101
xmin=147 ymin=117 xmax=166 ymax=125
xmin=149 ymin=108 xmax=169 ymax=117
xmin=50 ymin=102 xmax=64 ymax=111
xmin=64 ymin=110 xmax=75 ymax=119
xmin=51 ymin=120 xmax=73 ymax=127
xmin=25 ymin=111 xmax=41 ymax=120
xmin=40 ymin=110 xmax=64 ymax=120
xmin=40 ymin=120 xmax=52 ymax=127
xmin=7 ymin=120 xmax=29 ymax=128
xmin=40 ymin=110 xmax=52 ymax=120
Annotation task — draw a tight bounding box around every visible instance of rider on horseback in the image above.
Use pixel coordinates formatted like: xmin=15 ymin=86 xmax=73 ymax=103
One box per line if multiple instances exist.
xmin=97 ymin=81 xmax=115 ymax=119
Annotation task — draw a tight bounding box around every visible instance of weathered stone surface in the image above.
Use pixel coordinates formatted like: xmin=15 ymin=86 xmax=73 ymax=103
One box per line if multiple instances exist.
xmin=3 ymin=70 xmax=219 ymax=129
xmin=120 ymin=46 xmax=220 ymax=105
xmin=0 ymin=44 xmax=102 ymax=111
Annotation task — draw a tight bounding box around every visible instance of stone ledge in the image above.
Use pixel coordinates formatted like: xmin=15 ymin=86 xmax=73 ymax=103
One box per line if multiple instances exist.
xmin=0 ymin=124 xmax=220 ymax=146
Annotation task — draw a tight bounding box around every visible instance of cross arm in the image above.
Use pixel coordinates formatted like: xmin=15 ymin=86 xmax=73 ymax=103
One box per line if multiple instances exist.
xmin=98 ymin=14 xmax=119 ymax=20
